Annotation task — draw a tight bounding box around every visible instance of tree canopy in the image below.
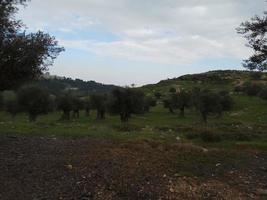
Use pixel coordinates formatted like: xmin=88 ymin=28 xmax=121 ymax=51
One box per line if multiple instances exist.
xmin=237 ymin=11 xmax=267 ymax=71
xmin=0 ymin=0 xmax=64 ymax=90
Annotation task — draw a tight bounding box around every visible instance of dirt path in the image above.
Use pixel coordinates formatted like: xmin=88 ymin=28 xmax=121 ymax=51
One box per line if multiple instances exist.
xmin=0 ymin=136 xmax=266 ymax=200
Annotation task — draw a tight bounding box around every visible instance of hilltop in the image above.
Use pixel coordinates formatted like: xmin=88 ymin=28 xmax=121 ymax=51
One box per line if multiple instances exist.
xmin=37 ymin=73 xmax=119 ymax=95
xmin=141 ymin=70 xmax=267 ymax=95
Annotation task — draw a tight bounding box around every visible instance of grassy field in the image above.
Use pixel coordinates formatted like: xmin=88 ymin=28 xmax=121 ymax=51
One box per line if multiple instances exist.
xmin=1 ymin=93 xmax=266 ymax=150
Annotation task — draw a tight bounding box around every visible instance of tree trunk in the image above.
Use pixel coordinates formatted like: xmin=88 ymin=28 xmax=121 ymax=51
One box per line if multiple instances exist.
xmin=85 ymin=108 xmax=90 ymax=117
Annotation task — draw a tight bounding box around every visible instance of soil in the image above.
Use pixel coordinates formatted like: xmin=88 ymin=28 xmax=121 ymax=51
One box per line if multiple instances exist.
xmin=0 ymin=136 xmax=266 ymax=200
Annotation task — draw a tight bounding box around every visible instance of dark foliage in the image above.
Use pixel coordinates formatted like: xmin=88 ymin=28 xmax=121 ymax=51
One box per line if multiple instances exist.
xmin=37 ymin=77 xmax=118 ymax=95
xmin=144 ymin=96 xmax=157 ymax=112
xmin=243 ymin=82 xmax=263 ymax=96
xmin=3 ymin=91 xmax=19 ymax=118
xmin=71 ymin=96 xmax=83 ymax=119
xmin=163 ymin=89 xmax=191 ymax=117
xmin=108 ymin=88 xmax=145 ymax=122
xmin=83 ymin=97 xmax=91 ymax=117
xmin=169 ymin=87 xmax=176 ymax=93
xmin=219 ymin=91 xmax=234 ymax=111
xmin=90 ymin=94 xmax=107 ymax=120
xmin=258 ymin=87 xmax=267 ymax=100
xmin=56 ymin=93 xmax=83 ymax=120
xmin=17 ymin=85 xmax=50 ymax=121
xmin=196 ymin=90 xmax=223 ymax=124
xmin=154 ymin=92 xmax=162 ymax=99
xmin=163 ymin=98 xmax=175 ymax=114
xmin=237 ymin=12 xmax=267 ymax=71
xmin=0 ymin=0 xmax=64 ymax=90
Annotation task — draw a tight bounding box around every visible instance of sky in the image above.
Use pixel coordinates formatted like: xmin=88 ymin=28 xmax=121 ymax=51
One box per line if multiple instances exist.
xmin=17 ymin=0 xmax=266 ymax=86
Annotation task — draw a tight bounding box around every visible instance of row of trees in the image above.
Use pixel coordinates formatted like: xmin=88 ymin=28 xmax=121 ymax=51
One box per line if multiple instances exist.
xmin=0 ymin=85 xmax=157 ymax=122
xmin=163 ymin=88 xmax=234 ymax=124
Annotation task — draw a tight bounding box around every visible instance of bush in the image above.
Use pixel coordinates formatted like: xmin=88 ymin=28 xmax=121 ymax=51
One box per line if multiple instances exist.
xmin=200 ymin=130 xmax=221 ymax=143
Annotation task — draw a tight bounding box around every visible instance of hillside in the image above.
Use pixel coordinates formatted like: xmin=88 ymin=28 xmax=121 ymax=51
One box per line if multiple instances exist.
xmin=141 ymin=70 xmax=267 ymax=95
xmin=37 ymin=74 xmax=119 ymax=95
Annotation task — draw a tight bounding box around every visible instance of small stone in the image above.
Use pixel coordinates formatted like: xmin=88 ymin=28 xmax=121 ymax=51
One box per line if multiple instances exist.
xmin=202 ymin=148 xmax=208 ymax=153
xmin=170 ymin=188 xmax=175 ymax=193
xmin=215 ymin=163 xmax=221 ymax=167
xmin=66 ymin=164 xmax=73 ymax=170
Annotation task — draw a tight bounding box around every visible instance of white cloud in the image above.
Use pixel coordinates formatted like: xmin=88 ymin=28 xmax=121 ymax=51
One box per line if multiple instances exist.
xmin=18 ymin=0 xmax=265 ymax=65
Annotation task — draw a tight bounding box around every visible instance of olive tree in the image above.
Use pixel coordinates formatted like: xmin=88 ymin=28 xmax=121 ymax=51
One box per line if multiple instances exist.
xmin=108 ymin=88 xmax=145 ymax=122
xmin=237 ymin=11 xmax=267 ymax=71
xmin=0 ymin=0 xmax=64 ymax=91
xmin=17 ymin=85 xmax=50 ymax=122
xmin=90 ymin=94 xmax=107 ymax=120
xmin=57 ymin=94 xmax=73 ymax=120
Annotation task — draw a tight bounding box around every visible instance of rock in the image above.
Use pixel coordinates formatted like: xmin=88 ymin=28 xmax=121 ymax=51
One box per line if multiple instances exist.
xmin=202 ymin=148 xmax=208 ymax=153
xmin=66 ymin=164 xmax=73 ymax=170
xmin=170 ymin=188 xmax=175 ymax=193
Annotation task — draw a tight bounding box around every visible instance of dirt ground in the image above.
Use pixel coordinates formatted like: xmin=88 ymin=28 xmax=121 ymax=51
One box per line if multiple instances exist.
xmin=0 ymin=136 xmax=266 ymax=200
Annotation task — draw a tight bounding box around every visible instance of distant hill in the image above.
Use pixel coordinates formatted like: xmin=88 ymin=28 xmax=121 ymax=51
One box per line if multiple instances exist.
xmin=141 ymin=70 xmax=267 ymax=95
xmin=37 ymin=74 xmax=119 ymax=95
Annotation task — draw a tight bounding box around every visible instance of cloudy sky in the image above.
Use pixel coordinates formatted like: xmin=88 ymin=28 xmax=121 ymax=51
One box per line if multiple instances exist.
xmin=18 ymin=0 xmax=266 ymax=86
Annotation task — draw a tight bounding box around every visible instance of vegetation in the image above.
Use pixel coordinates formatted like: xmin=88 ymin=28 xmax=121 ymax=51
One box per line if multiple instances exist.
xmin=17 ymin=85 xmax=50 ymax=122
xmin=108 ymin=88 xmax=146 ymax=122
xmin=237 ymin=11 xmax=267 ymax=71
xmin=37 ymin=75 xmax=119 ymax=95
xmin=90 ymin=94 xmax=107 ymax=120
xmin=0 ymin=0 xmax=64 ymax=91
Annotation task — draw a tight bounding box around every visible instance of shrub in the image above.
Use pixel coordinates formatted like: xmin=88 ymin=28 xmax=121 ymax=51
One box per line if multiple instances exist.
xmin=169 ymin=87 xmax=176 ymax=93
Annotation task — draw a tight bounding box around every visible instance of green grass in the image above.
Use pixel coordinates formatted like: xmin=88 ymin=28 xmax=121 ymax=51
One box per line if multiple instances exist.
xmin=0 ymin=93 xmax=266 ymax=151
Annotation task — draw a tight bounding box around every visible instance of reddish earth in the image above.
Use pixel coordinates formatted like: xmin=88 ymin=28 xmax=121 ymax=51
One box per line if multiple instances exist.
xmin=0 ymin=136 xmax=266 ymax=200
